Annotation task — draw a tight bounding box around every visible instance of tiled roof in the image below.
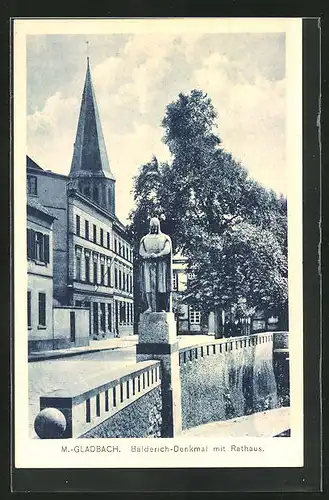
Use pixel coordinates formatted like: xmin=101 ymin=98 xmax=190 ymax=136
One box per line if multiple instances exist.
xmin=26 ymin=156 xmax=44 ymax=170
xmin=27 ymin=196 xmax=55 ymax=219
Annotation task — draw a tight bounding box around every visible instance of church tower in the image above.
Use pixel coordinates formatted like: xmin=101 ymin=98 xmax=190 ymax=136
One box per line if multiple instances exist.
xmin=69 ymin=57 xmax=116 ymax=215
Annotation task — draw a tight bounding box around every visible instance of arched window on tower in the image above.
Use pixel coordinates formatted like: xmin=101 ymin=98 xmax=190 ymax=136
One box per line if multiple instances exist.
xmin=108 ymin=187 xmax=112 ymax=209
xmin=84 ymin=186 xmax=91 ymax=198
xmin=102 ymin=186 xmax=106 ymax=207
xmin=93 ymin=185 xmax=99 ymax=204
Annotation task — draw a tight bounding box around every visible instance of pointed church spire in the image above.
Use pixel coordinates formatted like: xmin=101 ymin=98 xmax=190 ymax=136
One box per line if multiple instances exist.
xmin=69 ymin=57 xmax=115 ymax=181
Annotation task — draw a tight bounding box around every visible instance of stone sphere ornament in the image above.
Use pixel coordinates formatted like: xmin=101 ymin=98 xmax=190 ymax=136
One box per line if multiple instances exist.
xmin=34 ymin=407 xmax=67 ymax=439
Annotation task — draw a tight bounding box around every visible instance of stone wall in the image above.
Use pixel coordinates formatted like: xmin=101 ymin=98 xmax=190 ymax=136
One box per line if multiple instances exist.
xmin=80 ymin=386 xmax=162 ymax=438
xmin=179 ymin=334 xmax=279 ymax=431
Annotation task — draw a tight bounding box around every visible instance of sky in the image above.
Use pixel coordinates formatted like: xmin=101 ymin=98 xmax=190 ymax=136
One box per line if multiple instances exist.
xmin=27 ymin=32 xmax=286 ymax=224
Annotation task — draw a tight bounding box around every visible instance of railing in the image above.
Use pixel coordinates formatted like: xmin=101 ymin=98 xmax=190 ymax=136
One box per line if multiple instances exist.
xmin=178 ymin=332 xmax=274 ymax=367
xmin=35 ymin=360 xmax=161 ymax=439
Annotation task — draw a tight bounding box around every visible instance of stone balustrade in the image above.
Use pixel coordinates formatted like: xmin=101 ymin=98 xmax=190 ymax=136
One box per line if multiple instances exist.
xmin=179 ymin=332 xmax=278 ymax=431
xmin=35 ymin=360 xmax=161 ymax=439
xmin=178 ymin=332 xmax=274 ymax=367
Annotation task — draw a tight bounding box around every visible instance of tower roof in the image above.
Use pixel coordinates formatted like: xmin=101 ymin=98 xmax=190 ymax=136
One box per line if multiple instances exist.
xmin=69 ymin=58 xmax=115 ymax=181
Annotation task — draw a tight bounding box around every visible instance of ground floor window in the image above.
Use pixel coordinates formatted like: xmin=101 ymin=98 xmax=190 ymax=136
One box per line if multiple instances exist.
xmin=27 ymin=291 xmax=31 ymax=328
xmin=100 ymin=303 xmax=106 ymax=331
xmin=107 ymin=303 xmax=112 ymax=331
xmin=93 ymin=302 xmax=98 ymax=333
xmin=172 ymin=272 xmax=178 ymax=291
xmin=189 ymin=307 xmax=201 ymax=325
xmin=38 ymin=292 xmax=46 ymax=327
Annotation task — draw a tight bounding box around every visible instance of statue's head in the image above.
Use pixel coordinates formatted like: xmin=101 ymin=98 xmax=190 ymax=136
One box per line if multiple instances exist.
xmin=149 ymin=217 xmax=161 ymax=234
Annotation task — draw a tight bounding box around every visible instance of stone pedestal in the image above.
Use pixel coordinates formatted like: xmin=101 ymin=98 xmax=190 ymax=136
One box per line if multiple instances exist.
xmin=136 ymin=312 xmax=182 ymax=437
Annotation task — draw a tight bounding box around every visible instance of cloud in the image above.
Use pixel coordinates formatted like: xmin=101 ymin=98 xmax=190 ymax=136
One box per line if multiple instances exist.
xmin=27 ymin=33 xmax=287 ymax=224
xmin=93 ymin=34 xmax=173 ymax=116
xmin=104 ymin=122 xmax=170 ymax=223
xmin=27 ymin=92 xmax=79 ymax=173
xmin=193 ymin=52 xmax=286 ymax=194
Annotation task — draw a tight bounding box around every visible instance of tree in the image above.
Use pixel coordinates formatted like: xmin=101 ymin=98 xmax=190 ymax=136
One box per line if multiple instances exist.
xmin=129 ymin=89 xmax=288 ymax=323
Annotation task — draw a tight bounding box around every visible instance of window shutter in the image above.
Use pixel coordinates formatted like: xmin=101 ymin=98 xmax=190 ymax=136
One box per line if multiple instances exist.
xmin=27 ymin=229 xmax=31 ymax=258
xmin=44 ymin=234 xmax=50 ymax=263
xmin=30 ymin=229 xmax=36 ymax=259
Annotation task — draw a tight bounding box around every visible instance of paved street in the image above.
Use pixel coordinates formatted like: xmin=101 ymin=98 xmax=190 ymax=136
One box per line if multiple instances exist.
xmin=29 ymin=345 xmax=136 ymax=438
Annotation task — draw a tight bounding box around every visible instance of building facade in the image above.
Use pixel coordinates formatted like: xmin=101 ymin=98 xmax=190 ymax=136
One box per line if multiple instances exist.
xmin=27 ymin=196 xmax=55 ymax=352
xmin=172 ymin=253 xmax=213 ymax=335
xmin=26 ymin=57 xmax=134 ymax=340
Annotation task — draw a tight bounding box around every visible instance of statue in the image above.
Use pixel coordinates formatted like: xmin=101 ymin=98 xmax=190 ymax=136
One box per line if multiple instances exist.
xmin=139 ymin=217 xmax=172 ymax=313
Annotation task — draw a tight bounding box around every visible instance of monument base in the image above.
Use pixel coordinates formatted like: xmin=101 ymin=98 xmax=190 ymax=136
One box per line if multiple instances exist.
xmin=137 ymin=312 xmax=176 ymax=345
xmin=136 ymin=311 xmax=182 ymax=437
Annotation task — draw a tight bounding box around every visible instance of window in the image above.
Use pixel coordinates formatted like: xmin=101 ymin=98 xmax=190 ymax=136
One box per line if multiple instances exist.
xmin=35 ymin=232 xmax=43 ymax=261
xmin=101 ymin=264 xmax=105 ymax=285
xmin=75 ymin=300 xmax=82 ymax=307
xmin=120 ymin=302 xmax=125 ymax=323
xmin=119 ymin=270 xmax=122 ymax=290
xmin=100 ymin=228 xmax=104 ymax=246
xmin=27 ymin=175 xmax=37 ymax=195
xmin=85 ymin=220 xmax=89 ymax=240
xmin=38 ymin=292 xmax=46 ymax=327
xmin=126 ymin=274 xmax=129 ymax=292
xmin=114 ymin=238 xmax=117 ymax=253
xmin=93 ymin=302 xmax=98 ymax=334
xmin=76 ymin=254 xmax=81 ymax=281
xmin=173 ymin=272 xmax=178 ymax=291
xmin=85 ymin=255 xmax=90 ymax=282
xmin=93 ymin=261 xmax=98 ymax=284
xmin=189 ymin=307 xmax=201 ymax=325
xmin=114 ymin=267 xmax=118 ymax=288
xmin=119 ymin=242 xmax=122 ymax=256
xmin=76 ymin=215 xmax=80 ymax=236
xmin=122 ymin=271 xmax=125 ymax=291
xmin=100 ymin=303 xmax=106 ymax=331
xmin=107 ymin=265 xmax=111 ymax=287
xmin=107 ymin=232 xmax=110 ymax=249
xmin=107 ymin=304 xmax=112 ymax=331
xmin=27 ymin=291 xmax=31 ymax=328
xmin=84 ymin=186 xmax=91 ymax=198
xmin=93 ymin=224 xmax=97 ymax=243
xmin=102 ymin=186 xmax=106 ymax=207
xmin=27 ymin=229 xmax=50 ymax=264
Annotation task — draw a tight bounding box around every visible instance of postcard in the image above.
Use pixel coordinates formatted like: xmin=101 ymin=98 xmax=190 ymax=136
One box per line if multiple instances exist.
xmin=14 ymin=17 xmax=304 ymax=470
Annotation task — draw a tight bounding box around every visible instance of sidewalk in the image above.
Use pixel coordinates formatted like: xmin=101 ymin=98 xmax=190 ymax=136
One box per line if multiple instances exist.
xmin=180 ymin=407 xmax=290 ymax=438
xmin=28 ymin=334 xmax=214 ymax=362
xmin=28 ymin=335 xmax=138 ymax=362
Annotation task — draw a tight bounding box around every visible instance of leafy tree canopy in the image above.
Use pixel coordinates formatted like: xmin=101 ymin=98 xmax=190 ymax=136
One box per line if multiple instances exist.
xmin=128 ymin=89 xmax=288 ymax=316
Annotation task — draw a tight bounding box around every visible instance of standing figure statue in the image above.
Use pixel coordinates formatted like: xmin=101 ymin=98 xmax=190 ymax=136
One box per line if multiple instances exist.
xmin=139 ymin=217 xmax=172 ymax=313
